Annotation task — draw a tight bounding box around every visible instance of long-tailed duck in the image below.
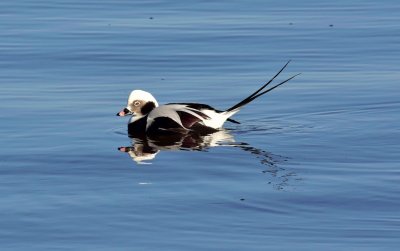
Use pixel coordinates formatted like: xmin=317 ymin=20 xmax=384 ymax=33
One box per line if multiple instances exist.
xmin=117 ymin=61 xmax=299 ymax=136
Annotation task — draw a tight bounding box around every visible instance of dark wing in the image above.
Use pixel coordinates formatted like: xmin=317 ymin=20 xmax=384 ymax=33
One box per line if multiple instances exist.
xmin=176 ymin=111 xmax=203 ymax=128
xmin=167 ymin=102 xmax=240 ymax=124
xmin=147 ymin=116 xmax=188 ymax=134
xmin=146 ymin=104 xmax=210 ymax=133
xmin=167 ymin=103 xmax=217 ymax=111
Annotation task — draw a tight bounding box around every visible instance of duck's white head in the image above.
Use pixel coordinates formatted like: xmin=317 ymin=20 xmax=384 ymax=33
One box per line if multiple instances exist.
xmin=117 ymin=90 xmax=159 ymax=117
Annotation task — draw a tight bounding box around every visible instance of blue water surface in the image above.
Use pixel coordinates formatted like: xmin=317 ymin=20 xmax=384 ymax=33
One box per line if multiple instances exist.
xmin=1 ymin=0 xmax=400 ymax=250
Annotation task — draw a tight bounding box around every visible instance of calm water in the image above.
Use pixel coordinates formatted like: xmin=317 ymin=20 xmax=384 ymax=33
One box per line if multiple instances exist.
xmin=1 ymin=0 xmax=400 ymax=250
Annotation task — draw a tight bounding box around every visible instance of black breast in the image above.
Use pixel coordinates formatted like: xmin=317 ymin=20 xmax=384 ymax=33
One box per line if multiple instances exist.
xmin=128 ymin=116 xmax=148 ymax=138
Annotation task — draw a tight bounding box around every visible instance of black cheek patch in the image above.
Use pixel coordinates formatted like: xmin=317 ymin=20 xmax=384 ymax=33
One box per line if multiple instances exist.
xmin=141 ymin=102 xmax=156 ymax=114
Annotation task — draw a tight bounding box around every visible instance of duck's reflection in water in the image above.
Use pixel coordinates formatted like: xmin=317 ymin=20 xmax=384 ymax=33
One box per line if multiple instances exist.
xmin=119 ymin=129 xmax=234 ymax=163
xmin=118 ymin=129 xmax=297 ymax=190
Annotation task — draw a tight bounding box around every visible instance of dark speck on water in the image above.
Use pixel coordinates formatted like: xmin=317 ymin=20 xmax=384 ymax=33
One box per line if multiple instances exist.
xmin=1 ymin=0 xmax=400 ymax=250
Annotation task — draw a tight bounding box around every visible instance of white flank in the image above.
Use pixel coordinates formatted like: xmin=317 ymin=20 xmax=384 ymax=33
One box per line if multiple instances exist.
xmin=201 ymin=109 xmax=239 ymax=129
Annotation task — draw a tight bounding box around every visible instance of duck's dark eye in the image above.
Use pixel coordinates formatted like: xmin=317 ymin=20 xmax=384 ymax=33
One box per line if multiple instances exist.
xmin=134 ymin=101 xmax=141 ymax=106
